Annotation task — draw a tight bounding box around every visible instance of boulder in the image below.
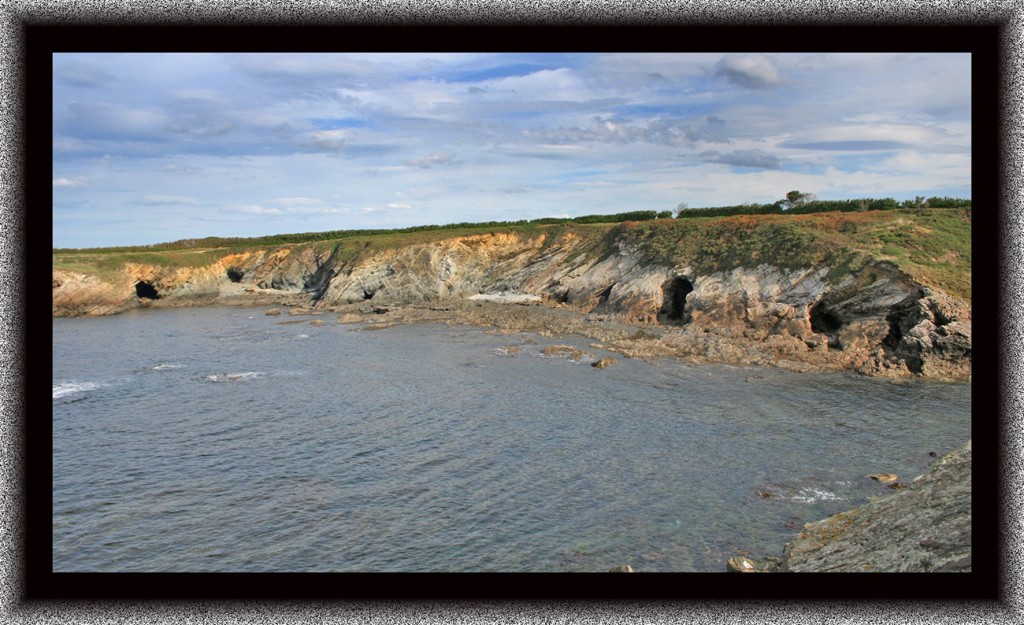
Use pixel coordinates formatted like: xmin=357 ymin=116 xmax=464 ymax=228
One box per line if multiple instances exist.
xmin=865 ymin=473 xmax=899 ymax=484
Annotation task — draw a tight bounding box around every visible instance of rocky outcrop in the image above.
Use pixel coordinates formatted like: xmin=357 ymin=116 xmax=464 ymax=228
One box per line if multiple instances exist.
xmin=730 ymin=441 xmax=972 ymax=572
xmin=52 ymin=228 xmax=971 ymax=379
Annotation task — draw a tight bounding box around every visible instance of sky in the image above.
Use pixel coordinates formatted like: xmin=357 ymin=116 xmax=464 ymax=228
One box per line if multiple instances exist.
xmin=52 ymin=52 xmax=972 ymax=249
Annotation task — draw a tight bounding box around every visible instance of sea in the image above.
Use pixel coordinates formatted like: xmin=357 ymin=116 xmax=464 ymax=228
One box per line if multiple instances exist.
xmin=52 ymin=306 xmax=971 ymax=572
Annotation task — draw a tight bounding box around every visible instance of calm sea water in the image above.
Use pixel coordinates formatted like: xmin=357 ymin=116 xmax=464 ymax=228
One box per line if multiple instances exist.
xmin=52 ymin=306 xmax=971 ymax=572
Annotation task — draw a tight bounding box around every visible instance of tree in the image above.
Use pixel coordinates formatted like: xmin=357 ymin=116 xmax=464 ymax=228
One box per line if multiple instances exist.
xmin=673 ymin=202 xmax=688 ymax=218
xmin=782 ymin=190 xmax=815 ymax=210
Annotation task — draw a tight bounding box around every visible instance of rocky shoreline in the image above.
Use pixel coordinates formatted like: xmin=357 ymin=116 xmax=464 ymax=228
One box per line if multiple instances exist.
xmin=238 ymin=296 xmax=969 ymax=381
xmin=726 ymin=440 xmax=972 ymax=573
xmin=53 ymin=228 xmax=972 ymax=380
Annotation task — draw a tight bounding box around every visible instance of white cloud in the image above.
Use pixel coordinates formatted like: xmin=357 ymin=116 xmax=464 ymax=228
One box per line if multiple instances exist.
xmin=407 ymin=151 xmax=455 ymax=168
xmin=271 ymin=196 xmax=321 ymax=207
xmin=714 ymin=54 xmax=783 ymax=89
xmin=51 ymin=52 xmax=973 ymax=248
xmin=237 ymin=204 xmax=285 ymax=215
xmin=53 ymin=177 xmax=85 ymax=187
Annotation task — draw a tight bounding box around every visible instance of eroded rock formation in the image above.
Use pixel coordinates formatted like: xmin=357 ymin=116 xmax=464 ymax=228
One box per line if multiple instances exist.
xmin=52 ymin=229 xmax=971 ymax=379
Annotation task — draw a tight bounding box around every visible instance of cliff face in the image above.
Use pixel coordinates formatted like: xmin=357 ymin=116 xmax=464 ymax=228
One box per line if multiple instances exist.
xmin=52 ymin=222 xmax=972 ymax=379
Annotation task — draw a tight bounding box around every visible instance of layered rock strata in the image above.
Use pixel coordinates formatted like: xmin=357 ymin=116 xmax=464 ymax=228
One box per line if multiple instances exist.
xmin=52 ymin=230 xmax=971 ymax=379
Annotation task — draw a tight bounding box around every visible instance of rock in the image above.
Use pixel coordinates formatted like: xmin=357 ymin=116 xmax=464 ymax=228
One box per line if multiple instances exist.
xmin=541 ymin=345 xmax=587 ymax=361
xmin=726 ymin=556 xmax=758 ymax=573
xmin=265 ymin=308 xmax=282 ymax=316
xmin=50 ymin=220 xmax=971 ymax=381
xmin=608 ymin=564 xmax=634 ymax=573
xmin=780 ymin=441 xmax=971 ymax=572
xmin=591 ymin=357 xmax=616 ymax=369
xmin=726 ymin=556 xmax=782 ymax=573
xmin=865 ymin=473 xmax=899 ymax=484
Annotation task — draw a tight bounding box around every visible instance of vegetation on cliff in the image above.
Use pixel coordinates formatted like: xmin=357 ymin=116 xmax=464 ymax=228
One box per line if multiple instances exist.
xmin=615 ymin=207 xmax=971 ymax=300
xmin=53 ymin=205 xmax=971 ymax=302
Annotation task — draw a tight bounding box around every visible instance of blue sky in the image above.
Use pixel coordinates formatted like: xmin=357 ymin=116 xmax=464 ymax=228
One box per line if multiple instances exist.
xmin=52 ymin=52 xmax=972 ymax=248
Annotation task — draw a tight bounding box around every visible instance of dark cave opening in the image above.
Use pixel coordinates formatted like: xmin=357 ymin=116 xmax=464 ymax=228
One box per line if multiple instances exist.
xmin=597 ymin=283 xmax=615 ymax=304
xmin=363 ymin=288 xmax=376 ymax=300
xmin=226 ymin=267 xmax=244 ymax=283
xmin=883 ymin=311 xmax=905 ymax=350
xmin=660 ymin=277 xmax=693 ymax=322
xmin=809 ymin=301 xmax=842 ymax=334
xmin=134 ymin=281 xmax=160 ymax=300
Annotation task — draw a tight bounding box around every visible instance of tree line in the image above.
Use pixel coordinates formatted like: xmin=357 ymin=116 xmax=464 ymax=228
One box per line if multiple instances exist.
xmin=54 ymin=196 xmax=970 ymax=253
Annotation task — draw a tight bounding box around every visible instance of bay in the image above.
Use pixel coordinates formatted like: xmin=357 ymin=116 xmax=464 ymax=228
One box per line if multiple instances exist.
xmin=52 ymin=306 xmax=971 ymax=572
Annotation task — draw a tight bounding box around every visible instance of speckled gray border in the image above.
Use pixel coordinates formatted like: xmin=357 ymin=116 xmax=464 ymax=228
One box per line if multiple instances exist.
xmin=2 ymin=1 xmax=1020 ymax=623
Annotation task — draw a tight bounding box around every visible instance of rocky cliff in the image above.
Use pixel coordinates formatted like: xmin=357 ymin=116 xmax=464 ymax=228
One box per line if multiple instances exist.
xmin=52 ymin=211 xmax=972 ymax=379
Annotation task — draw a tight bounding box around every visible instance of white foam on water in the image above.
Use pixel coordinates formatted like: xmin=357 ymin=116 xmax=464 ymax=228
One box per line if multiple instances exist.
xmin=150 ymin=363 xmax=186 ymax=371
xmin=790 ymin=487 xmax=844 ymax=503
xmin=204 ymin=372 xmax=267 ymax=383
xmin=52 ymin=380 xmax=105 ymax=399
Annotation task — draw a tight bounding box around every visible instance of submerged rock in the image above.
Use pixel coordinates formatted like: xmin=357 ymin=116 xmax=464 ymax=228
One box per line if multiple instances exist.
xmin=591 ymin=357 xmax=616 ymax=369
xmin=608 ymin=564 xmax=635 ymax=573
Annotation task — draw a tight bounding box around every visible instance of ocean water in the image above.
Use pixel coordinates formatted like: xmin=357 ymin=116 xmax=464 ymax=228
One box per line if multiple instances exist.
xmin=52 ymin=306 xmax=971 ymax=572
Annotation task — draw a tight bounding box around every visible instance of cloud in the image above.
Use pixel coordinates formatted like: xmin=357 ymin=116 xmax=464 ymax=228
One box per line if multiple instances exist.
xmin=407 ymin=151 xmax=455 ymax=168
xmin=165 ymin=115 xmax=235 ymax=138
xmin=163 ymin=163 xmax=203 ymax=175
xmin=54 ymin=58 xmax=116 ymax=87
xmin=236 ymin=204 xmax=285 ymax=215
xmin=781 ymin=140 xmax=910 ymax=152
xmin=53 ymin=178 xmax=85 ymax=187
xmin=700 ymin=149 xmax=781 ymax=170
xmin=524 ymin=116 xmax=729 ymax=147
xmin=138 ymin=194 xmax=200 ymax=205
xmin=61 ymin=103 xmax=170 ymax=140
xmin=300 ymin=129 xmax=348 ymax=152
xmin=714 ymin=54 xmax=782 ymax=89
xmin=271 ymin=197 xmax=321 ymax=207
xmin=50 ymin=52 xmax=973 ymax=248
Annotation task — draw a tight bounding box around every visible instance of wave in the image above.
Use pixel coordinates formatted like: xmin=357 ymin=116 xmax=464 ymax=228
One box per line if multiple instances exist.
xmin=53 ymin=380 xmax=106 ymax=399
xmin=149 ymin=363 xmax=186 ymax=371
xmin=203 ymin=372 xmax=266 ymax=383
xmin=790 ymin=487 xmax=845 ymax=504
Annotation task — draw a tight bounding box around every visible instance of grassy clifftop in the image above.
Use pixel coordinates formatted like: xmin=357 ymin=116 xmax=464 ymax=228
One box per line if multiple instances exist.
xmin=53 ymin=207 xmax=971 ymax=301
xmin=616 ymin=207 xmax=971 ymax=299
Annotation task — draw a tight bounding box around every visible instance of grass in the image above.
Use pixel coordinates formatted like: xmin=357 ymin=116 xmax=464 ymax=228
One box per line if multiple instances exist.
xmin=53 ymin=207 xmax=971 ymax=301
xmin=614 ymin=208 xmax=971 ymax=300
